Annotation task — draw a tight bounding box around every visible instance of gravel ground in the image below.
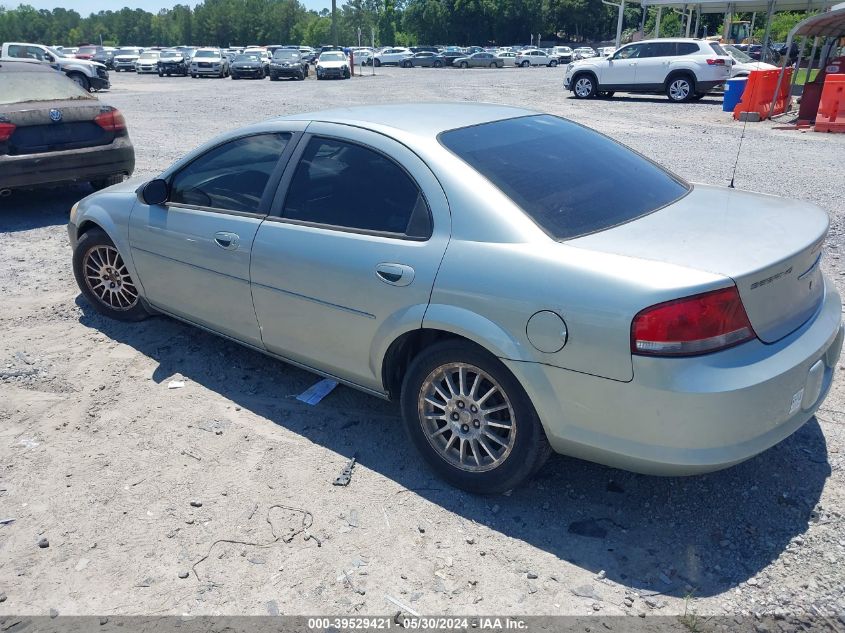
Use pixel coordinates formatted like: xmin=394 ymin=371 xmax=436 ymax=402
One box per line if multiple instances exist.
xmin=1 ymin=67 xmax=844 ymax=626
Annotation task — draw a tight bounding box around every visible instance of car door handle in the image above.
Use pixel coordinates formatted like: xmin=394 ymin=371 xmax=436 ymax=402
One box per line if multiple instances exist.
xmin=375 ymin=263 xmax=415 ymax=287
xmin=214 ymin=231 xmax=240 ymax=250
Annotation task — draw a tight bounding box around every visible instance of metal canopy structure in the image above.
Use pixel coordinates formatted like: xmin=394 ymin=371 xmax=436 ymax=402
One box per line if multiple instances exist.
xmin=770 ymin=5 xmax=845 ymax=117
xmin=635 ymin=0 xmax=833 ymax=11
xmin=610 ymin=0 xmax=838 ymax=55
xmin=788 ymin=3 xmax=845 ymax=35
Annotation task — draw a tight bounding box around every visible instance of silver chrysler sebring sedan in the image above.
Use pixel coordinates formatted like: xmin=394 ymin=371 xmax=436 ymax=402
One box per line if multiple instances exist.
xmin=68 ymin=104 xmax=843 ymax=493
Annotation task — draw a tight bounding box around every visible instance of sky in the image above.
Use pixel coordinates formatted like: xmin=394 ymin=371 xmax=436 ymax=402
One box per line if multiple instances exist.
xmin=0 ymin=0 xmax=332 ymax=13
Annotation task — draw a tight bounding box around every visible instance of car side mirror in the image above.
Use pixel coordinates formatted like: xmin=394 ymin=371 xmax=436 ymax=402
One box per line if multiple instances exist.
xmin=139 ymin=179 xmax=169 ymax=206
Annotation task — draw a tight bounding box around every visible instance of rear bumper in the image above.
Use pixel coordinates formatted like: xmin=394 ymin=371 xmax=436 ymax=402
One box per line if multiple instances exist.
xmin=696 ymin=79 xmax=726 ymax=92
xmin=0 ymin=137 xmax=135 ymax=189
xmin=505 ymin=275 xmax=843 ymax=475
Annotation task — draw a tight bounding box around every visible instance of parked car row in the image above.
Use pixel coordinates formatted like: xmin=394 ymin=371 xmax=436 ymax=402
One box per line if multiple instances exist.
xmin=114 ymin=46 xmax=351 ymax=80
xmin=383 ymin=49 xmax=565 ymax=68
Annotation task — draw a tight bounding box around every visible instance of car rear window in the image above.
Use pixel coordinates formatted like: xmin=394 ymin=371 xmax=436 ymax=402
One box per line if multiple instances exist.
xmin=439 ymin=115 xmax=690 ymax=240
xmin=0 ymin=71 xmax=94 ymax=105
xmin=710 ymin=43 xmax=728 ymax=56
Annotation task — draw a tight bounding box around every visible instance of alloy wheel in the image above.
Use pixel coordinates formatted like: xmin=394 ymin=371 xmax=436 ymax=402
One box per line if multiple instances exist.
xmin=574 ymin=77 xmax=593 ymax=97
xmin=82 ymin=245 xmax=139 ymax=311
xmin=418 ymin=362 xmax=517 ymax=473
xmin=669 ymin=78 xmax=691 ymax=101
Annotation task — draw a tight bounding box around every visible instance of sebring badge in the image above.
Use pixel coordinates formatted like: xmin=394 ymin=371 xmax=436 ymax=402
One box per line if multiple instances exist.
xmin=49 ymin=109 xmax=62 ymax=122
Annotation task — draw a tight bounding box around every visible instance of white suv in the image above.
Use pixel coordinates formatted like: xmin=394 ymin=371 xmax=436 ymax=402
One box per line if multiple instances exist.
xmin=564 ymin=38 xmax=732 ymax=102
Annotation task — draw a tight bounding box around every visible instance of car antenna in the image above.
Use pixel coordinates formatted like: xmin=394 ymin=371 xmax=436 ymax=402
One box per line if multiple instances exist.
xmin=728 ymin=71 xmax=759 ymax=189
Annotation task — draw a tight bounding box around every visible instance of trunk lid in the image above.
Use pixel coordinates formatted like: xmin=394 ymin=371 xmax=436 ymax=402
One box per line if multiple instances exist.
xmin=569 ymin=184 xmax=828 ymax=344
xmin=0 ymin=99 xmax=110 ymax=155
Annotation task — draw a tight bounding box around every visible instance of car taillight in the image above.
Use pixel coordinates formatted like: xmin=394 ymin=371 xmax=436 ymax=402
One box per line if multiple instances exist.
xmin=631 ymin=286 xmax=755 ymax=356
xmin=706 ymin=58 xmax=727 ymax=65
xmin=94 ymin=109 xmax=127 ymax=133
xmin=0 ymin=122 xmax=15 ymax=142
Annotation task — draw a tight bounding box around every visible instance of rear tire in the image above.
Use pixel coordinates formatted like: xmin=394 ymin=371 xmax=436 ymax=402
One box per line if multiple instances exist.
xmin=73 ymin=228 xmax=150 ymax=322
xmin=520 ymin=60 xmax=529 ymax=67
xmin=459 ymin=61 xmax=468 ymax=69
xmin=433 ymin=60 xmax=443 ymax=68
xmin=549 ymin=59 xmax=558 ymax=67
xmin=400 ymin=341 xmax=552 ymax=494
xmin=374 ymin=58 xmax=381 ymax=67
xmin=666 ymin=74 xmax=695 ymax=102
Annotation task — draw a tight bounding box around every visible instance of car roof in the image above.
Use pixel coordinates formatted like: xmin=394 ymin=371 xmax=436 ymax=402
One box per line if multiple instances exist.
xmin=0 ymin=59 xmax=57 ymax=73
xmin=277 ymin=103 xmax=536 ymax=138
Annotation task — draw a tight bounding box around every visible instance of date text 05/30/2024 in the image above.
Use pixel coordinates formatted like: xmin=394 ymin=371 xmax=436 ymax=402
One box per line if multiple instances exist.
xmin=307 ymin=617 xmax=528 ymax=630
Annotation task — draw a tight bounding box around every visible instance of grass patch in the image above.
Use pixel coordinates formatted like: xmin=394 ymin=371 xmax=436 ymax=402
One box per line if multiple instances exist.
xmin=793 ymin=68 xmax=820 ymax=85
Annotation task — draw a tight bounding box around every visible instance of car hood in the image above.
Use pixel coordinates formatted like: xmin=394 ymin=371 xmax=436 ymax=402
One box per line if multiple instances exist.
xmin=569 ymin=183 xmax=829 ymax=344
xmin=318 ymin=60 xmax=348 ymax=68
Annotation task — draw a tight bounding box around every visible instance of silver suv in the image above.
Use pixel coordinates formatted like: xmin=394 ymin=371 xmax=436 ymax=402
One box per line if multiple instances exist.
xmin=190 ymin=48 xmax=229 ymax=78
xmin=564 ymin=38 xmax=732 ymax=102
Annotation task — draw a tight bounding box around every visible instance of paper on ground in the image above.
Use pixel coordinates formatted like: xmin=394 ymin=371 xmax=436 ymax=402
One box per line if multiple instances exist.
xmin=296 ymin=378 xmax=338 ymax=405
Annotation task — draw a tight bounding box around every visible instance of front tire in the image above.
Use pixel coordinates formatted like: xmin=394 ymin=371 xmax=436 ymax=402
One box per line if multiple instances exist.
xmin=549 ymin=59 xmax=558 ymax=67
xmin=520 ymin=60 xmax=529 ymax=67
xmin=433 ymin=60 xmax=443 ymax=68
xmin=459 ymin=61 xmax=468 ymax=69
xmin=400 ymin=341 xmax=552 ymax=494
xmin=374 ymin=58 xmax=381 ymax=67
xmin=572 ymin=73 xmax=597 ymax=98
xmin=73 ymin=228 xmax=150 ymax=322
xmin=68 ymin=72 xmax=90 ymax=91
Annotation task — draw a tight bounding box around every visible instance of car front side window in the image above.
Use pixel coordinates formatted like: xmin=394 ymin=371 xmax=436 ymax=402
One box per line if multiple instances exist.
xmin=282 ymin=137 xmax=431 ymax=239
xmin=169 ymin=133 xmax=290 ymax=214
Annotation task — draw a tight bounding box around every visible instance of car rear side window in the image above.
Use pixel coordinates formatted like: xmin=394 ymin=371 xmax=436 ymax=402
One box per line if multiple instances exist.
xmin=677 ymin=42 xmax=699 ymax=55
xmin=709 ymin=42 xmax=728 ymax=56
xmin=169 ymin=133 xmax=290 ymax=214
xmin=282 ymin=137 xmax=431 ymax=239
xmin=439 ymin=115 xmax=689 ymax=240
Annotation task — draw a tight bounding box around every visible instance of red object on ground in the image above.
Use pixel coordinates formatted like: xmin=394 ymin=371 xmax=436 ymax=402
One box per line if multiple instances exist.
xmin=733 ymin=68 xmax=793 ymax=120
xmin=815 ymin=74 xmax=845 ymax=133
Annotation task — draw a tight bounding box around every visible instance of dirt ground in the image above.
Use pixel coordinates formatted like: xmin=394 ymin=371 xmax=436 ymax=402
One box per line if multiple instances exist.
xmin=1 ymin=67 xmax=844 ymax=626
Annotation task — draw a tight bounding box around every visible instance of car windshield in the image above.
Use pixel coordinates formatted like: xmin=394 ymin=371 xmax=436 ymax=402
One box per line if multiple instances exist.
xmin=439 ymin=115 xmax=689 ymax=240
xmin=235 ymin=54 xmax=260 ymax=62
xmin=0 ymin=70 xmax=94 ymax=105
xmin=274 ymin=51 xmax=299 ymax=60
xmin=320 ymin=52 xmax=345 ymax=61
xmin=115 ymin=49 xmax=138 ymax=56
xmin=195 ymin=50 xmax=218 ymax=58
xmin=139 ymin=52 xmax=158 ymax=59
xmin=160 ymin=51 xmax=180 ymax=59
xmin=46 ymin=46 xmax=67 ymax=58
xmin=78 ymin=47 xmax=98 ymax=54
xmin=724 ymin=45 xmax=753 ymax=62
